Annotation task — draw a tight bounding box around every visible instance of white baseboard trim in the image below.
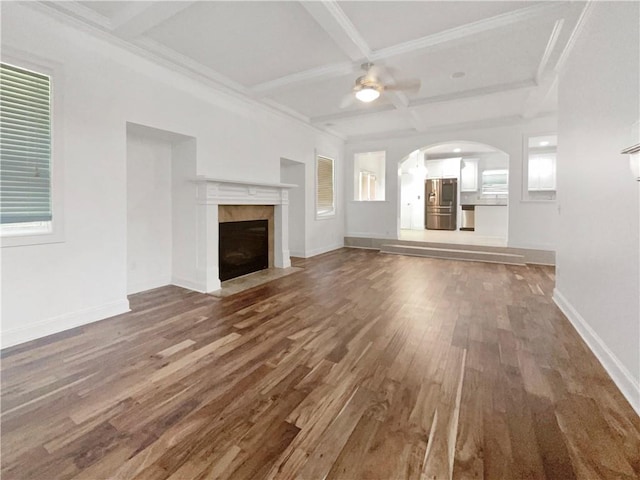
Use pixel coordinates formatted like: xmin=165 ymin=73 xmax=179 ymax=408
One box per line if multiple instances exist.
xmin=1 ymin=299 xmax=130 ymax=350
xmin=553 ymin=288 xmax=640 ymax=416
xmin=127 ymin=276 xmax=172 ymax=295
xmin=304 ymin=242 xmax=344 ymax=258
xmin=345 ymin=233 xmax=397 ymax=240
xmin=171 ymin=275 xmax=206 ymax=293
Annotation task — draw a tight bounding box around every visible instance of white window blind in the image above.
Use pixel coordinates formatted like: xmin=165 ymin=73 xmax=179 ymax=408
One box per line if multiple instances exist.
xmin=316 ymin=156 xmax=335 ymax=217
xmin=0 ymin=62 xmax=52 ymax=224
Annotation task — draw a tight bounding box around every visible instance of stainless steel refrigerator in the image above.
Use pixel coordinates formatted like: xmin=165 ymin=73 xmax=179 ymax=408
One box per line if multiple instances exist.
xmin=425 ymin=178 xmax=457 ymax=230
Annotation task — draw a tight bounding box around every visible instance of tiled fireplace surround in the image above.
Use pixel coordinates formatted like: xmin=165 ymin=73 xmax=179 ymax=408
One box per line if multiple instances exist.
xmin=195 ymin=178 xmax=294 ymax=292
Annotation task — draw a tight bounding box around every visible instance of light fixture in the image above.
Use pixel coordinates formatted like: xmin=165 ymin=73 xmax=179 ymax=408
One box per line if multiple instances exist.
xmin=453 ymin=148 xmax=462 ymax=153
xmin=621 ymin=143 xmax=640 ymax=181
xmin=355 ymin=84 xmax=381 ymax=102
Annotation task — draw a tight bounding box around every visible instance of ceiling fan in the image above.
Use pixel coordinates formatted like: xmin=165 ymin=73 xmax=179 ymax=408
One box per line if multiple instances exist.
xmin=341 ymin=62 xmax=421 ymax=108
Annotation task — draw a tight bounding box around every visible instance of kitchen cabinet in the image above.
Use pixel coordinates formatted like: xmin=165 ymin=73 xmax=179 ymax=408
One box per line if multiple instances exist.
xmin=460 ymin=158 xmax=478 ymax=191
xmin=426 ymin=158 xmax=460 ymax=179
xmin=426 ymin=160 xmax=443 ymax=179
xmin=528 ymin=154 xmax=556 ymax=191
xmin=474 ymin=205 xmax=508 ymax=237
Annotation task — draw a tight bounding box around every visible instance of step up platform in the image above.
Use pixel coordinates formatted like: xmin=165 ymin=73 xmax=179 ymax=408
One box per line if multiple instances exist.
xmin=380 ymin=244 xmax=526 ymax=265
xmin=345 ymin=236 xmax=555 ymax=265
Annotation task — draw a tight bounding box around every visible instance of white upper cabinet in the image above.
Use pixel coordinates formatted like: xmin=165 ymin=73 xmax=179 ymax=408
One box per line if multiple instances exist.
xmin=460 ymin=158 xmax=478 ymax=191
xmin=528 ymin=154 xmax=557 ymax=191
xmin=425 ymin=158 xmax=460 ymax=179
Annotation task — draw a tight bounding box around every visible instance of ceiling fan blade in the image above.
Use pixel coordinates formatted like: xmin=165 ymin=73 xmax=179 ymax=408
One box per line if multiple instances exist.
xmin=339 ymin=92 xmax=355 ymax=109
xmin=385 ymin=79 xmax=421 ymax=93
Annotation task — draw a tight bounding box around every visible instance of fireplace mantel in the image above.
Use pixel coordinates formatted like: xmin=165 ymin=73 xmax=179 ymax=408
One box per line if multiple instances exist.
xmin=192 ymin=177 xmax=296 ymax=293
xmin=194 ymin=177 xmax=296 ymax=205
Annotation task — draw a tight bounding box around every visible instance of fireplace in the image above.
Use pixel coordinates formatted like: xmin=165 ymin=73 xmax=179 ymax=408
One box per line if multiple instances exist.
xmin=218 ymin=219 xmax=269 ymax=281
xmin=192 ymin=177 xmax=294 ymax=293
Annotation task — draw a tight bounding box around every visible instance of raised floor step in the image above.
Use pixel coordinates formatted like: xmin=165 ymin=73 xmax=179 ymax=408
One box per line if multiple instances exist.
xmin=380 ymin=244 xmax=526 ymax=265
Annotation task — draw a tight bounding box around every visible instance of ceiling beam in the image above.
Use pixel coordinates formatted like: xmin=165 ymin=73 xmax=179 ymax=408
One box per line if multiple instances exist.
xmin=300 ymin=1 xmax=370 ymax=61
xmin=554 ymin=1 xmax=596 ymax=74
xmin=535 ymin=19 xmax=564 ymax=84
xmin=370 ymin=1 xmax=564 ymax=62
xmin=311 ymin=80 xmax=536 ymax=125
xmin=252 ymin=1 xmax=567 ymax=97
xmin=112 ymin=1 xmax=196 ymax=39
xmin=345 ymin=113 xmax=556 ymax=144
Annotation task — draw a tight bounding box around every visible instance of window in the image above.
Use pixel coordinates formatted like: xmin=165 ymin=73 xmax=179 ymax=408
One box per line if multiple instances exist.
xmin=316 ymin=155 xmax=335 ymax=218
xmin=1 ymin=61 xmax=54 ymax=238
xmin=481 ymin=169 xmax=509 ymax=195
xmin=524 ymin=134 xmax=557 ymax=201
xmin=354 ymin=151 xmax=385 ymax=201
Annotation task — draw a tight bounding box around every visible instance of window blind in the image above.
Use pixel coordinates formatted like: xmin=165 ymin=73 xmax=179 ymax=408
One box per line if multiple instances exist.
xmin=0 ymin=62 xmax=52 ymax=224
xmin=316 ymin=156 xmax=334 ymax=217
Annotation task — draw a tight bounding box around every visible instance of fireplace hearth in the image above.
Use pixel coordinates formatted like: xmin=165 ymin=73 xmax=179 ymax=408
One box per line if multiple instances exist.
xmin=218 ymin=219 xmax=269 ymax=281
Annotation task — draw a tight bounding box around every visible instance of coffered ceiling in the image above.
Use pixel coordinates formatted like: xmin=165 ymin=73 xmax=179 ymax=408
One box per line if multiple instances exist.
xmin=42 ymin=1 xmax=588 ymax=140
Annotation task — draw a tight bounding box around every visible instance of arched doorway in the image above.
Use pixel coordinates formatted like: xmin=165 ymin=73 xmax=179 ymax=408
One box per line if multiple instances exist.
xmin=398 ymin=141 xmax=509 ymax=246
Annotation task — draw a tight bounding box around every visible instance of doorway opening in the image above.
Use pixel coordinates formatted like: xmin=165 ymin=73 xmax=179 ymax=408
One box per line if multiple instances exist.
xmin=398 ymin=141 xmax=509 ymax=246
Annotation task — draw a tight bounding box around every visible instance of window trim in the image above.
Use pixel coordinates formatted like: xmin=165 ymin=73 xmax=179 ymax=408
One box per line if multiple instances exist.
xmin=522 ymin=132 xmax=557 ymax=203
xmin=1 ymin=48 xmax=65 ymax=247
xmin=315 ymin=154 xmax=336 ymax=220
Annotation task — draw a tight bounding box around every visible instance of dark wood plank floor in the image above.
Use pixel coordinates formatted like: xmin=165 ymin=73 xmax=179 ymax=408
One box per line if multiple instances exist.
xmin=2 ymin=248 xmax=639 ymax=479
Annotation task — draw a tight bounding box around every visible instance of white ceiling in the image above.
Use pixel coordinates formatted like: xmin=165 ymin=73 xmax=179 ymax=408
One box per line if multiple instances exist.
xmin=44 ymin=1 xmax=587 ymax=141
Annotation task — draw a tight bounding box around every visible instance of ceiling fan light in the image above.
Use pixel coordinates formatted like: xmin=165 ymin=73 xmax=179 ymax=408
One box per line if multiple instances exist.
xmin=355 ymin=87 xmax=380 ymax=102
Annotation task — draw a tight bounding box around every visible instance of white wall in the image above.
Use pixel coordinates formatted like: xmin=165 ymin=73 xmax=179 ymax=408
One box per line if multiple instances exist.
xmin=555 ymin=2 xmax=640 ymax=413
xmin=280 ymin=160 xmax=306 ymax=257
xmin=0 ymin=3 xmax=344 ymax=348
xmin=345 ymin=116 xmax=558 ymax=248
xmin=126 ymin=132 xmax=173 ymax=294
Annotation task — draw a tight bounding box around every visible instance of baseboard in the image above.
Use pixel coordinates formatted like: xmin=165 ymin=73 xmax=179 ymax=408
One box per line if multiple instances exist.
xmin=127 ymin=276 xmax=172 ymax=295
xmin=345 ymin=232 xmax=397 ymax=239
xmin=289 ymin=250 xmax=305 ymax=258
xmin=304 ymin=242 xmax=344 ymax=258
xmin=0 ymin=299 xmax=130 ymax=350
xmin=553 ymin=288 xmax=640 ymax=416
xmin=171 ymin=275 xmax=206 ymax=293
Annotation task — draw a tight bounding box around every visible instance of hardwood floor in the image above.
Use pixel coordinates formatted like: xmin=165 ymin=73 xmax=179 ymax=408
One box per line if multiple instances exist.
xmin=1 ymin=248 xmax=639 ymax=479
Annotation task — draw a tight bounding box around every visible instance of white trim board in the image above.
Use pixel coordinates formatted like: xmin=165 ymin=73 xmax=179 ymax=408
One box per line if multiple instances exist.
xmin=0 ymin=299 xmax=130 ymax=350
xmin=553 ymin=288 xmax=640 ymax=416
xmin=304 ymin=243 xmax=344 ymax=258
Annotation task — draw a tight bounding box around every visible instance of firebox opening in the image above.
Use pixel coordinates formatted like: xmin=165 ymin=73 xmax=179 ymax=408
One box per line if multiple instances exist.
xmin=219 ymin=219 xmax=269 ymax=281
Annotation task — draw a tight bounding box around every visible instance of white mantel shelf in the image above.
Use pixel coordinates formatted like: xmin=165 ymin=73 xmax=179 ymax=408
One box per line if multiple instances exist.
xmin=193 ymin=176 xmax=297 ymax=189
xmin=194 ymin=177 xmax=297 ymax=206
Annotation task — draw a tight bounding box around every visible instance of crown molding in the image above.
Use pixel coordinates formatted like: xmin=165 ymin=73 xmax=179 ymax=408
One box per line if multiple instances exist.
xmin=23 ymin=1 xmax=344 ymax=143
xmin=133 ymin=37 xmax=250 ymax=95
xmin=41 ymin=0 xmax=112 ymax=29
xmin=345 ymin=112 xmax=556 ymax=144
xmin=112 ymin=2 xmax=196 ymax=39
